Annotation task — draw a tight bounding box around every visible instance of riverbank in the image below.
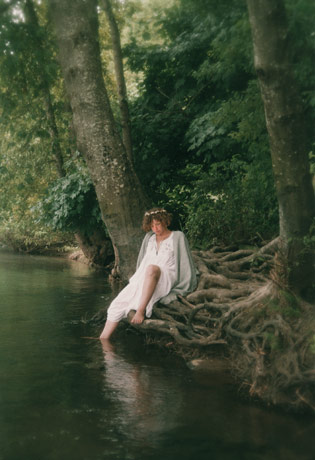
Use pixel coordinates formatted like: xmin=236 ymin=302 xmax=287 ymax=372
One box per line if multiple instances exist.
xmin=90 ymin=240 xmax=315 ymax=415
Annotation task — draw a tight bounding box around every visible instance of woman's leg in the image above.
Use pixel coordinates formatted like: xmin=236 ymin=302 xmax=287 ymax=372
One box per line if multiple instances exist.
xmin=131 ymin=264 xmax=161 ymax=324
xmin=99 ymin=296 xmax=128 ymax=340
xmin=99 ymin=320 xmax=119 ymax=340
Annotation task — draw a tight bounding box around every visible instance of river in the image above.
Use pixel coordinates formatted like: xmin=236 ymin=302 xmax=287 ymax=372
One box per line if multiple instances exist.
xmin=0 ymin=250 xmax=314 ymax=460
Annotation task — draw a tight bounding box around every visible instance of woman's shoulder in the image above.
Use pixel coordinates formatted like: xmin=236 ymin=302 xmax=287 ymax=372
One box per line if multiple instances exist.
xmin=171 ymin=231 xmax=187 ymax=246
xmin=143 ymin=231 xmax=154 ymax=240
xmin=172 ymin=230 xmax=185 ymax=239
xmin=142 ymin=231 xmax=155 ymax=246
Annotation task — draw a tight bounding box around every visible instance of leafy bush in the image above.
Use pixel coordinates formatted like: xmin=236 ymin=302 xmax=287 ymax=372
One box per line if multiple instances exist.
xmin=163 ymin=157 xmax=278 ymax=248
xmin=34 ymin=165 xmax=104 ymax=234
xmin=0 ymin=211 xmax=73 ymax=253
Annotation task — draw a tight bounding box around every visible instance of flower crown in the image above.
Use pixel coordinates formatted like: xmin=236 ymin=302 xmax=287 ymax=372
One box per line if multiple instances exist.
xmin=144 ymin=209 xmax=167 ymax=217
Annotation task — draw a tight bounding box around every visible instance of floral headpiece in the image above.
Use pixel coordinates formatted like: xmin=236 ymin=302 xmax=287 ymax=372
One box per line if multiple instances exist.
xmin=144 ymin=209 xmax=167 ymax=217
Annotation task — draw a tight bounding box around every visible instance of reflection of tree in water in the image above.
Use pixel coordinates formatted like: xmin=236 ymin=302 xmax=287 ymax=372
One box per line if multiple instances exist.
xmin=100 ymin=341 xmax=183 ymax=446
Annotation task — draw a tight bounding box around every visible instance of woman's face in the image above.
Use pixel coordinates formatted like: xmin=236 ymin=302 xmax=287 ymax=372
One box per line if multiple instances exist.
xmin=151 ymin=219 xmax=167 ymax=235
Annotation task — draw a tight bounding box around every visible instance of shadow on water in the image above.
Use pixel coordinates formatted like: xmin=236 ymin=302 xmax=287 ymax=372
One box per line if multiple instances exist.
xmin=0 ymin=250 xmax=314 ymax=460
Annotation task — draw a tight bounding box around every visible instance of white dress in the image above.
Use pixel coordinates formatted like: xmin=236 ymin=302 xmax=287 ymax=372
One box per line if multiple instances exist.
xmin=106 ymin=232 xmax=176 ymax=322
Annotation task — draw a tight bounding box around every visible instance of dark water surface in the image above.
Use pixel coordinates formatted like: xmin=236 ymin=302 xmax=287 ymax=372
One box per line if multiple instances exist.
xmin=0 ymin=250 xmax=314 ymax=460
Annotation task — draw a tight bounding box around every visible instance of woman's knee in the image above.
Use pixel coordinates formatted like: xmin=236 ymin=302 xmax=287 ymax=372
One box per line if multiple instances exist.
xmin=145 ymin=264 xmax=161 ymax=280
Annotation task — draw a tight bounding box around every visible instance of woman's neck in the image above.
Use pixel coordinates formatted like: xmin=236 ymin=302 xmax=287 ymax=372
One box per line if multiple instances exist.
xmin=155 ymin=229 xmax=172 ymax=242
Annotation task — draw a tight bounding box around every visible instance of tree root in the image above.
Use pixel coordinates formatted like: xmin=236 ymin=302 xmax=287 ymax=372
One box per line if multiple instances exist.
xmin=92 ymin=238 xmax=315 ymax=412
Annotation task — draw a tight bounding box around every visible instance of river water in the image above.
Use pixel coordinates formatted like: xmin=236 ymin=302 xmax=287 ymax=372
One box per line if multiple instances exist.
xmin=0 ymin=250 xmax=314 ymax=460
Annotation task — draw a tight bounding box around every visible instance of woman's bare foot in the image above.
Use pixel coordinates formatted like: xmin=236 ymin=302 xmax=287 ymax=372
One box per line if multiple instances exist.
xmin=131 ymin=310 xmax=145 ymax=324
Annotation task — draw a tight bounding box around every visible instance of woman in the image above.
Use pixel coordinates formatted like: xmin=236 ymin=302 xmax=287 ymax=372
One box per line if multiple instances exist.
xmin=99 ymin=208 xmax=197 ymax=340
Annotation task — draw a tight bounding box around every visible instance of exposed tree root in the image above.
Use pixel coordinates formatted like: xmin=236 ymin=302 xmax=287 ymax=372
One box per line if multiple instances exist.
xmin=91 ymin=238 xmax=315 ymax=413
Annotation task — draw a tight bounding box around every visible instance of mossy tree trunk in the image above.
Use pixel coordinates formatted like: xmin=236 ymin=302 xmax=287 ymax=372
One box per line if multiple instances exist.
xmin=50 ymin=0 xmax=149 ymax=279
xmin=247 ymin=0 xmax=315 ymax=300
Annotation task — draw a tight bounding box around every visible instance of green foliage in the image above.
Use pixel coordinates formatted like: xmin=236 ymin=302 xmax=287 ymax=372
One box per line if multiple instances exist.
xmin=159 ymin=164 xmax=202 ymax=229
xmin=124 ymin=0 xmax=280 ymax=245
xmin=267 ymin=292 xmax=301 ymax=320
xmin=0 ymin=212 xmax=73 ymax=254
xmin=286 ymin=0 xmax=315 ymax=130
xmin=35 ymin=163 xmax=103 ymax=234
xmin=303 ymin=217 xmax=315 ymax=251
xmin=123 ymin=0 xmax=314 ymax=248
xmin=1 ymin=0 xmax=314 ymax=253
xmin=263 ymin=332 xmax=282 ymax=352
xmin=0 ymin=1 xmax=90 ymax=250
xmin=162 ymin=156 xmax=278 ymax=248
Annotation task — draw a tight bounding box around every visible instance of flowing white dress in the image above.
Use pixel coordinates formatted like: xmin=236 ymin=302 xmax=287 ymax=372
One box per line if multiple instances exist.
xmin=106 ymin=232 xmax=176 ymax=322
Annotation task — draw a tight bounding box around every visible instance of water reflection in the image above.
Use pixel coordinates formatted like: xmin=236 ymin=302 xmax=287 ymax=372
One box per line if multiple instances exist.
xmin=100 ymin=339 xmax=182 ymax=447
xmin=98 ymin=335 xmax=315 ymax=460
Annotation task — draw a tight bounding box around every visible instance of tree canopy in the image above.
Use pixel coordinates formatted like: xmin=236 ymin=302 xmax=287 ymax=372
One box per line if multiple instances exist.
xmin=0 ymin=0 xmax=314 ymax=254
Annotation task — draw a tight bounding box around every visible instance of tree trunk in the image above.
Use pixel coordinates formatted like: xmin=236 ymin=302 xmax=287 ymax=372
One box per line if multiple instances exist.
xmin=50 ymin=0 xmax=149 ymax=279
xmin=75 ymin=228 xmax=114 ymax=267
xmin=102 ymin=0 xmax=133 ymax=163
xmin=246 ymin=0 xmax=315 ymax=299
xmin=24 ymin=0 xmax=114 ymax=267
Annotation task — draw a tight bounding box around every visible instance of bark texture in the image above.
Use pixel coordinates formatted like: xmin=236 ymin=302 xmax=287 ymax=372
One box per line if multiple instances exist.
xmin=50 ymin=0 xmax=149 ymax=279
xmin=246 ymin=0 xmax=315 ymax=299
xmin=102 ymin=0 xmax=133 ymax=163
xmin=75 ymin=228 xmax=114 ymax=268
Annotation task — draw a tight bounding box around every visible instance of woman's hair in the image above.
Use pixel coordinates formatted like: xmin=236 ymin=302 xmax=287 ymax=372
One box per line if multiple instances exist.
xmin=142 ymin=208 xmax=172 ymax=232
